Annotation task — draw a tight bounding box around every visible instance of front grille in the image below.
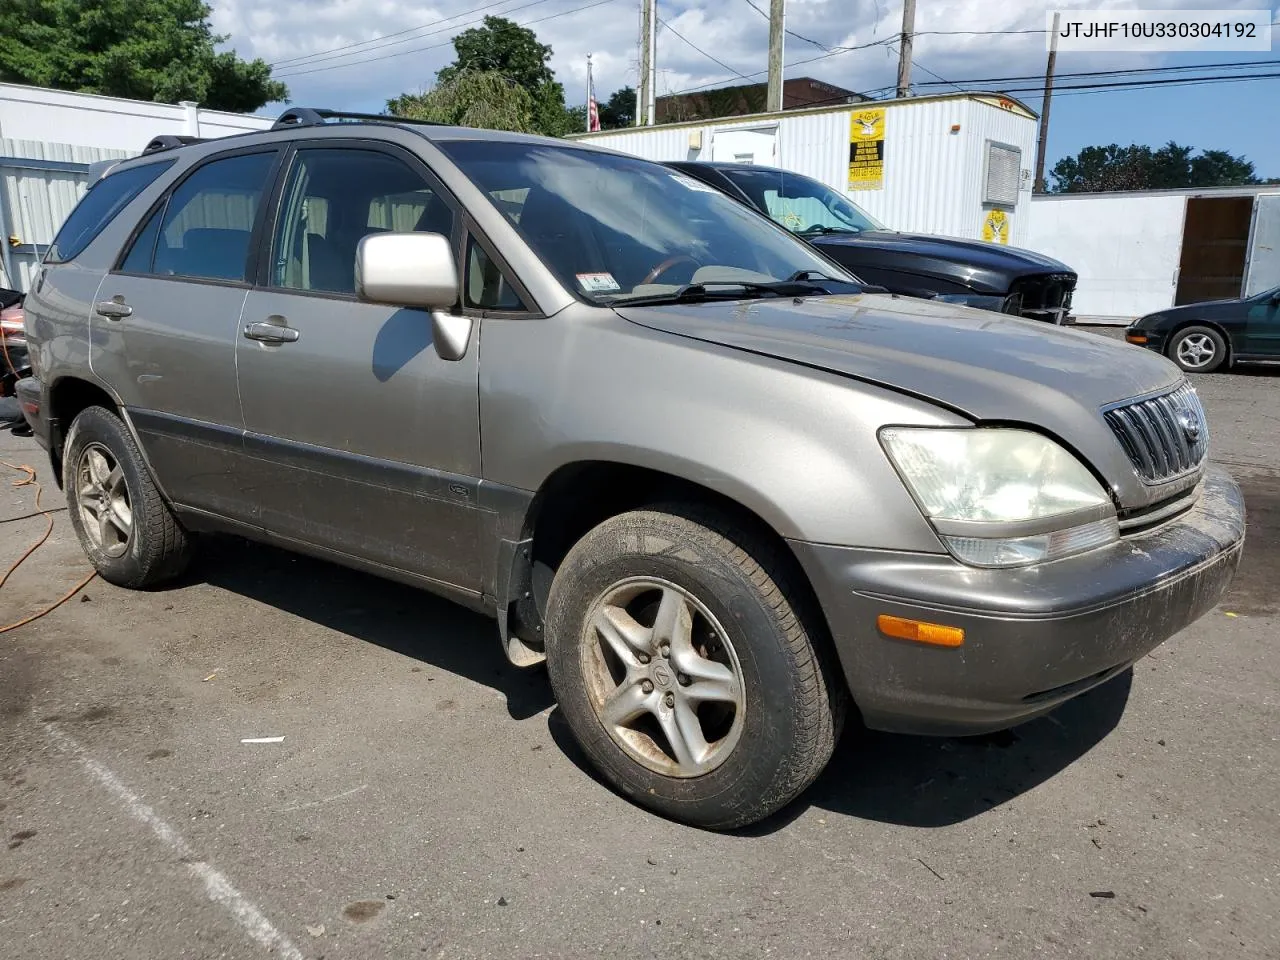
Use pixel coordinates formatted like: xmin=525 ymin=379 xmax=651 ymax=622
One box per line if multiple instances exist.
xmin=1104 ymin=384 xmax=1208 ymax=484
xmin=1011 ymin=273 xmax=1076 ymax=322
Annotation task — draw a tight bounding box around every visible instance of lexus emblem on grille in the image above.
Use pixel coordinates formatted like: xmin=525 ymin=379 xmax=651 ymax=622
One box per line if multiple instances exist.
xmin=1178 ymin=411 xmax=1203 ymax=444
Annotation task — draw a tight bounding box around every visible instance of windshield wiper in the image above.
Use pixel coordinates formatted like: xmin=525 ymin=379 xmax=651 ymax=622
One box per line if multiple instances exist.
xmin=798 ymin=225 xmax=861 ymax=235
xmin=614 ymin=279 xmax=830 ymax=307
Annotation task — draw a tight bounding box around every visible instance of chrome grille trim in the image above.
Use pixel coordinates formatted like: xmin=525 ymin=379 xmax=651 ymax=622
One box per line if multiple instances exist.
xmin=1103 ymin=384 xmax=1207 ymax=484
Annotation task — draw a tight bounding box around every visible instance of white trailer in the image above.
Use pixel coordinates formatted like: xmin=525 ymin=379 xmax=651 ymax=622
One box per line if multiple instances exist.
xmin=573 ymin=91 xmax=1040 ymax=248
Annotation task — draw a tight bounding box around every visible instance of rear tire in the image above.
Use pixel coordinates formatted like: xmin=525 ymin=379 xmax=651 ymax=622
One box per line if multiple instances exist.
xmin=1167 ymin=325 xmax=1227 ymax=373
xmin=64 ymin=405 xmax=191 ymax=588
xmin=544 ymin=505 xmax=845 ymax=830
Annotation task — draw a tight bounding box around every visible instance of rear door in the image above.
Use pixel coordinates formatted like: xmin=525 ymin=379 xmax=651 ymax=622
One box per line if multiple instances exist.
xmin=234 ymin=141 xmax=488 ymax=591
xmin=91 ymin=146 xmax=282 ymax=521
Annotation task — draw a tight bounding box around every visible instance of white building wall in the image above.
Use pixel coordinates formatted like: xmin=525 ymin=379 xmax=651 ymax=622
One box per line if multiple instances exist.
xmin=576 ymin=94 xmax=1040 ymax=248
xmin=0 ymin=82 xmax=273 ymax=153
xmin=1028 ymin=194 xmax=1187 ymax=320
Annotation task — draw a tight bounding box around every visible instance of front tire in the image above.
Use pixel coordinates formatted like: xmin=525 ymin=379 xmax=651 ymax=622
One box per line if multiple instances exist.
xmin=64 ymin=405 xmax=191 ymax=588
xmin=544 ymin=506 xmax=845 ymax=830
xmin=1168 ymin=325 xmax=1227 ymax=373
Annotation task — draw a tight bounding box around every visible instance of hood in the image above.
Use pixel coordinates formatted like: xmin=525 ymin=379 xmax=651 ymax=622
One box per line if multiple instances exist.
xmin=811 ymin=231 xmax=1075 ymax=293
xmin=617 ymin=293 xmax=1186 ymax=509
xmin=1143 ymin=298 xmax=1240 ymax=322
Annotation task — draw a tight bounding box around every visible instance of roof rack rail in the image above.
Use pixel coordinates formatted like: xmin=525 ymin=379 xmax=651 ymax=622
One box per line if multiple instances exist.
xmin=271 ymin=107 xmax=443 ymax=130
xmin=142 ymin=134 xmax=207 ymax=155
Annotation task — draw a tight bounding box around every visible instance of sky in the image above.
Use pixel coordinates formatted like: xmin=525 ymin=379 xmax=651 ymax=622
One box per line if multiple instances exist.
xmin=209 ymin=0 xmax=1280 ymax=180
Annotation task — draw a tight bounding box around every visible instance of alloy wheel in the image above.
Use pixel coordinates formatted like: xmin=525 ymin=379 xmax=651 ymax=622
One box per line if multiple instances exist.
xmin=581 ymin=577 xmax=746 ymax=778
xmin=75 ymin=443 xmax=132 ymax=559
xmin=1177 ymin=333 xmax=1217 ymax=369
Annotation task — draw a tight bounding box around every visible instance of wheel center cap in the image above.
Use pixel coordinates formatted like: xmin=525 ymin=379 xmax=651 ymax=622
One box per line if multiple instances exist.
xmin=650 ymin=661 xmax=673 ymax=689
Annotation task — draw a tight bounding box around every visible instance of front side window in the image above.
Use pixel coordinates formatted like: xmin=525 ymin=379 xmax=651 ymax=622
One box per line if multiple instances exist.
xmin=721 ymin=168 xmax=884 ymax=236
xmin=149 ymin=152 xmax=276 ymax=282
xmin=47 ymin=160 xmax=175 ymax=263
xmin=436 ymin=140 xmax=856 ymax=304
xmin=466 ymin=236 xmax=526 ymax=311
xmin=271 ymin=148 xmax=455 ymax=296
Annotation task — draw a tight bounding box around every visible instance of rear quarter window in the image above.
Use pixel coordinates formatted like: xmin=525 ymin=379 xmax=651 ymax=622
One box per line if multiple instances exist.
xmin=46 ymin=160 xmax=176 ymax=263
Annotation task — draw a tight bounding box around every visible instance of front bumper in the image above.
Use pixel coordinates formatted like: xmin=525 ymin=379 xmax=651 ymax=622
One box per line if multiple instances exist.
xmin=790 ymin=466 xmax=1245 ymax=736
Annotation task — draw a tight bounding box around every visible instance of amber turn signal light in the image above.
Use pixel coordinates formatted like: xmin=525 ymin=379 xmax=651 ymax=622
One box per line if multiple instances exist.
xmin=877 ymin=614 xmax=965 ymax=647
xmin=1125 ymin=333 xmax=1148 ymax=344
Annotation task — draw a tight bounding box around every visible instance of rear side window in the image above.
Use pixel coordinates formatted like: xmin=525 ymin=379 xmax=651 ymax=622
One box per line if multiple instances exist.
xmin=146 ymin=152 xmax=276 ymax=283
xmin=46 ymin=160 xmax=175 ymax=263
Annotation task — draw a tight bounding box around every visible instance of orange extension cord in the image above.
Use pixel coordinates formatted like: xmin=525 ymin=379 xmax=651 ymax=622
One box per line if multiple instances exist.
xmin=1 ymin=457 xmax=96 ymax=634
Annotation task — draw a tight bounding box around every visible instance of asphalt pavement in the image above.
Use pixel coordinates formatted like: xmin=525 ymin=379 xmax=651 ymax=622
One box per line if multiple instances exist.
xmin=2 ymin=340 xmax=1278 ymax=959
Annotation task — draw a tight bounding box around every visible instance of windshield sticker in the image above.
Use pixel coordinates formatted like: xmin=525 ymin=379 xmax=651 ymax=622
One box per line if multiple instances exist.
xmin=671 ymin=174 xmax=721 ymax=194
xmin=577 ymin=272 xmax=622 ymax=293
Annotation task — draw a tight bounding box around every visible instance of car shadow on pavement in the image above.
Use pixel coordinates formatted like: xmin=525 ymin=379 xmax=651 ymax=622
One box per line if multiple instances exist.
xmin=189 ymin=536 xmax=555 ymax=721
xmin=548 ymin=668 xmax=1133 ymax=834
xmin=1226 ymin=363 xmax=1280 ymax=377
xmin=800 ymin=668 xmax=1133 ymax=829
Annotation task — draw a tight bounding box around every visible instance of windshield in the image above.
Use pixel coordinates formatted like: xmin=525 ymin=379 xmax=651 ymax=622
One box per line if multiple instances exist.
xmin=436 ymin=140 xmax=856 ymax=303
xmin=719 ymin=167 xmax=884 ymax=236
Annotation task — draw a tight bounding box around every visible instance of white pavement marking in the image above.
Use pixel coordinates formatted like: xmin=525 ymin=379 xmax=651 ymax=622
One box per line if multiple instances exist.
xmin=42 ymin=722 xmax=305 ymax=960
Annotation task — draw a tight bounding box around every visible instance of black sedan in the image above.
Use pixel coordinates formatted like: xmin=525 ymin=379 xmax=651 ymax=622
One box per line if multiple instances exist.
xmin=1125 ymin=285 xmax=1280 ymax=373
xmin=664 ymin=161 xmax=1078 ymax=324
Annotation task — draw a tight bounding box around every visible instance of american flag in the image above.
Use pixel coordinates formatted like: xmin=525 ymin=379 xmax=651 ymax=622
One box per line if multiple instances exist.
xmin=587 ymin=56 xmax=601 ymax=132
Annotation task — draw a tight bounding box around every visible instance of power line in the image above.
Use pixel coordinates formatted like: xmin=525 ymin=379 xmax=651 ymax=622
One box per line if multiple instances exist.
xmin=274 ymin=0 xmax=621 ymax=79
xmin=997 ymin=70 xmax=1280 ymax=96
xmin=663 ymin=36 xmax=898 ymax=98
xmin=269 ymin=0 xmax=552 ymax=68
xmin=659 ymin=19 xmax=751 ymax=80
xmin=904 ymin=58 xmax=1280 ymax=89
xmin=739 ymin=0 xmax=833 ymax=50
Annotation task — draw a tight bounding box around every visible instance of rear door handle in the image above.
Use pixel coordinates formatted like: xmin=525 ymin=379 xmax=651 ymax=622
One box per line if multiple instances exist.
xmin=243 ymin=320 xmax=300 ymax=344
xmin=95 ymin=299 xmax=132 ymax=319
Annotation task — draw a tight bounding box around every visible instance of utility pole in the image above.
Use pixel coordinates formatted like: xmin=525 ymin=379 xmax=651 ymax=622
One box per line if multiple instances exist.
xmin=1034 ymin=11 xmax=1062 ymax=193
xmin=646 ymin=0 xmax=657 ymax=125
xmin=637 ymin=0 xmax=653 ymax=126
xmin=895 ymin=0 xmax=915 ymax=99
xmin=766 ymin=0 xmax=785 ymax=113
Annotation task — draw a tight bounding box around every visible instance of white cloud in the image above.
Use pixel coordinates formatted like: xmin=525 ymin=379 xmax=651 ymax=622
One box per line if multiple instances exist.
xmin=208 ymin=0 xmax=1272 ymax=113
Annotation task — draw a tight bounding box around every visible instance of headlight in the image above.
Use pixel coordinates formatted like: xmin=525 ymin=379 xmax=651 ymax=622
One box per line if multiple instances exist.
xmin=880 ymin=427 xmax=1118 ymax=568
xmin=931 ymin=292 xmax=1007 ymax=313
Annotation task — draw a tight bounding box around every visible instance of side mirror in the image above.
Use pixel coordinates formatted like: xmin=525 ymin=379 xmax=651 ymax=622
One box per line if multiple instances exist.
xmin=356 ymin=232 xmax=473 ymax=361
xmin=356 ymin=232 xmax=459 ymax=309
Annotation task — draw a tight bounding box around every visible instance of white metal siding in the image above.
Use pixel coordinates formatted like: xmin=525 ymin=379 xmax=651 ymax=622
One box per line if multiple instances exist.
xmin=850 ymin=98 xmax=973 ymax=238
xmin=0 ymin=82 xmax=273 ymax=153
xmin=0 ymin=138 xmax=130 ymax=290
xmin=577 ymin=95 xmax=1039 ymax=247
xmin=1027 ymin=194 xmax=1187 ymax=319
xmin=961 ymin=99 xmax=1039 ymax=246
xmin=584 ymin=124 xmax=702 ymax=162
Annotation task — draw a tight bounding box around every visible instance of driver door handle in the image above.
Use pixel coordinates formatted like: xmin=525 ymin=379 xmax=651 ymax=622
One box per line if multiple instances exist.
xmin=243 ymin=320 xmax=300 ymax=344
xmin=95 ymin=299 xmax=132 ymax=319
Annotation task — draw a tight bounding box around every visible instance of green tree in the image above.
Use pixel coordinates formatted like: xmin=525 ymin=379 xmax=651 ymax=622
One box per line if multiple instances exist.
xmin=599 ymin=86 xmax=635 ymax=129
xmin=431 ymin=16 xmax=571 ymax=136
xmin=1050 ymin=141 xmax=1259 ymax=193
xmin=0 ymin=0 xmax=286 ymax=111
xmin=387 ymin=70 xmax=535 ymax=132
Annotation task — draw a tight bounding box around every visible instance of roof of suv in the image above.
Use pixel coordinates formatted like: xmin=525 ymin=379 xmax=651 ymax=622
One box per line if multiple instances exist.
xmin=101 ymin=106 xmax=607 ymax=181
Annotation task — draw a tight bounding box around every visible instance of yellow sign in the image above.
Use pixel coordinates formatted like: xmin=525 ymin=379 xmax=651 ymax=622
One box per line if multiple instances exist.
xmin=848 ymin=108 xmax=885 ymax=191
xmin=982 ymin=209 xmax=1010 ymax=245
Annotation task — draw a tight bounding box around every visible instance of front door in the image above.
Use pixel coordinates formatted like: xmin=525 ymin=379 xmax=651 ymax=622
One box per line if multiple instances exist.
xmin=1242 ymin=289 xmax=1280 ymax=356
xmin=235 ymin=143 xmax=484 ymax=591
xmin=90 ymin=147 xmax=281 ymax=521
